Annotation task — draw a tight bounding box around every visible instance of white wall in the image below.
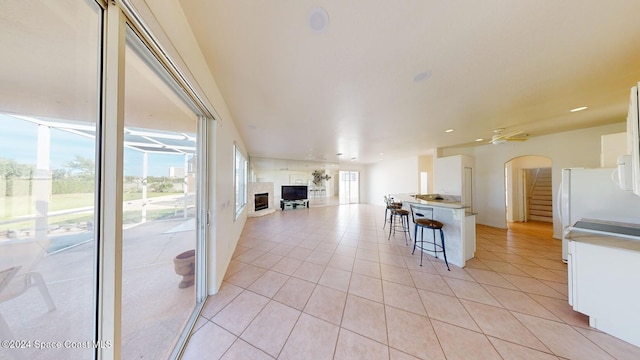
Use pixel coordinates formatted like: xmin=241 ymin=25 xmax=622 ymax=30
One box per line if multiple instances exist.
xmin=510 ymin=156 xmax=552 ymax=169
xmin=366 ymin=156 xmax=419 ymax=206
xmin=327 ymin=169 xmax=339 ymax=196
xmin=213 ymin=126 xmax=248 ymax=294
xmin=254 ymin=165 xmax=362 ymax=202
xmin=256 ymin=169 xmax=312 ymax=201
xmin=601 ymin=132 xmax=628 ymax=167
xmin=446 ymin=123 xmax=626 ymax=239
xmin=139 ymin=0 xmax=249 ymax=294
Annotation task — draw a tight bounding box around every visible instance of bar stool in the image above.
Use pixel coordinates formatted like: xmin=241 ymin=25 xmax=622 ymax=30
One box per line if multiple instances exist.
xmin=387 ymin=198 xmax=411 ymax=245
xmin=409 ymin=204 xmax=450 ymax=270
xmin=383 ymin=195 xmax=402 ymax=229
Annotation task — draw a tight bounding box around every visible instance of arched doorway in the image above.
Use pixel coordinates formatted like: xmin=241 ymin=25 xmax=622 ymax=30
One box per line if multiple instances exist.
xmin=504 ymin=155 xmax=552 ymax=224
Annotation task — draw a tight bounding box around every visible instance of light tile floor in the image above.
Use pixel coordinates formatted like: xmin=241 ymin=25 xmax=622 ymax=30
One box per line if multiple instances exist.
xmin=182 ymin=204 xmax=640 ymax=359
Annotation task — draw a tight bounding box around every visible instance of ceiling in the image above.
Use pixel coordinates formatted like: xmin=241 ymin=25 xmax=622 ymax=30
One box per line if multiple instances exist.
xmin=3 ymin=1 xmax=640 ymax=169
xmin=178 ymin=0 xmax=640 ymax=165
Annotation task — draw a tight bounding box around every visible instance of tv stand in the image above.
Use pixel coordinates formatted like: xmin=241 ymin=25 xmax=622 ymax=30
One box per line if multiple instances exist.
xmin=280 ymin=199 xmax=309 ymax=210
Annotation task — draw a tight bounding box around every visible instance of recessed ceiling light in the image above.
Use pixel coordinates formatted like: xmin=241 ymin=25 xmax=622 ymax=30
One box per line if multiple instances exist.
xmin=570 ymin=106 xmax=588 ymax=112
xmin=413 ymin=70 xmax=432 ymax=83
xmin=379 ymin=152 xmax=384 ymax=155
xmin=336 ymin=152 xmax=343 ymax=156
xmin=350 ymin=157 xmax=357 ymax=161
xmin=445 ymin=129 xmax=454 ymax=133
xmin=475 ymin=138 xmax=484 ymax=142
xmin=307 ymin=7 xmax=329 ymax=33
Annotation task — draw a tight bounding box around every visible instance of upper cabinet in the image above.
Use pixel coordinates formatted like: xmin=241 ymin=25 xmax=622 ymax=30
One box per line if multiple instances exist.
xmin=434 ymin=155 xmax=475 ymax=211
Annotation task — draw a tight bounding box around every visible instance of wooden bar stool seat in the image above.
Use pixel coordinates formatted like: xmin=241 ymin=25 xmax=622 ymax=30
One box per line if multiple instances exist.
xmin=383 ymin=195 xmax=402 ymax=229
xmin=387 ymin=197 xmax=411 ymax=245
xmin=409 ymin=204 xmax=450 ymax=270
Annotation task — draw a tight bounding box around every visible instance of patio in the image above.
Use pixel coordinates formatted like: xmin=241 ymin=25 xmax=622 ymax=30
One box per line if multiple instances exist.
xmin=0 ymin=214 xmax=196 ymax=360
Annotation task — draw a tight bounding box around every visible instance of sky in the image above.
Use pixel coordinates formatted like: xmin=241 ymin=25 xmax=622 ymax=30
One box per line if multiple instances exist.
xmin=0 ymin=114 xmax=189 ymax=177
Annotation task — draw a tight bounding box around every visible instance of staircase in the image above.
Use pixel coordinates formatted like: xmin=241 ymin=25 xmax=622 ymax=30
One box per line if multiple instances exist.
xmin=527 ymin=168 xmax=553 ymax=223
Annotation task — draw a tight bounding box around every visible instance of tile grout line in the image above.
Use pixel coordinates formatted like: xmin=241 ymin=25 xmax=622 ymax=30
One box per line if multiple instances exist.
xmin=194 ymin=206 xmax=622 ymax=359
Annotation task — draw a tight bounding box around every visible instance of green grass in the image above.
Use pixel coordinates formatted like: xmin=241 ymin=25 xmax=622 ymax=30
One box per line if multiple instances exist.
xmin=51 ymin=193 xmax=95 ymax=211
xmin=1 ymin=192 xmax=181 ymax=218
xmin=1 ymin=191 xmax=183 ymax=232
xmin=1 ymin=208 xmax=185 ymax=233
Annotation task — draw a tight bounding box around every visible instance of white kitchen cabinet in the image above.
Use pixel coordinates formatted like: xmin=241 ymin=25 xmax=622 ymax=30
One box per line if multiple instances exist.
xmin=567 ymin=231 xmax=640 ymax=347
xmin=433 ymin=155 xmax=475 ymax=213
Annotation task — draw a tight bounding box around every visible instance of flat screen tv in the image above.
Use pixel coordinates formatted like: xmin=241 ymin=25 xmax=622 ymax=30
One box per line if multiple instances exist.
xmin=282 ymin=185 xmax=308 ymax=200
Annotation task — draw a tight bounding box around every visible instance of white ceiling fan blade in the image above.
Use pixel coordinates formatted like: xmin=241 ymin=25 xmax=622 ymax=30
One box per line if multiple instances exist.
xmin=493 ymin=130 xmax=523 ymax=141
xmin=490 ymin=130 xmax=527 ymax=144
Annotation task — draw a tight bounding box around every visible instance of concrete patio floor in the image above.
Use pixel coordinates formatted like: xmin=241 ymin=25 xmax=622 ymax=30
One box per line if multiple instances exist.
xmin=0 ymin=217 xmax=196 ymax=360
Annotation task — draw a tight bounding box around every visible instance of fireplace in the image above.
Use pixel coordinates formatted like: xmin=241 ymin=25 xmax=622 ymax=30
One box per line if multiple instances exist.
xmin=254 ymin=192 xmax=268 ymax=211
xmin=248 ymin=182 xmax=275 ymax=217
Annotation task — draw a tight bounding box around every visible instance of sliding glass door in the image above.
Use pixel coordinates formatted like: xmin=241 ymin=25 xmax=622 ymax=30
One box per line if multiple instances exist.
xmin=339 ymin=171 xmax=360 ymax=204
xmin=0 ymin=1 xmax=101 ymax=359
xmin=1 ymin=2 xmax=209 ymax=359
xmin=120 ymin=27 xmax=202 ymax=360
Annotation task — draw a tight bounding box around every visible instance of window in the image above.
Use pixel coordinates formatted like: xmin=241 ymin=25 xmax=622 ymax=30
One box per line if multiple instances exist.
xmin=234 ymin=144 xmax=247 ymax=219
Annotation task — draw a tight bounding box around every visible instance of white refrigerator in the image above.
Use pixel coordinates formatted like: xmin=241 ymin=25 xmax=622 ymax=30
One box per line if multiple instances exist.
xmin=560 ymin=167 xmax=640 ymax=261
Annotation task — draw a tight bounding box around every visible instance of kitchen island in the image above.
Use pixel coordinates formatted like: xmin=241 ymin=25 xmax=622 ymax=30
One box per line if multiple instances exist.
xmin=390 ymin=194 xmax=476 ymax=268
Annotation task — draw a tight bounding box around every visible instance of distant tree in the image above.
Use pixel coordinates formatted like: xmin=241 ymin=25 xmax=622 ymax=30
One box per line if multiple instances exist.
xmin=0 ymin=158 xmax=34 ymax=196
xmin=65 ymin=155 xmax=95 ymax=178
xmin=0 ymin=158 xmax=22 ymax=178
xmin=154 ymin=182 xmax=174 ymax=193
xmin=52 ymin=168 xmax=67 ymax=180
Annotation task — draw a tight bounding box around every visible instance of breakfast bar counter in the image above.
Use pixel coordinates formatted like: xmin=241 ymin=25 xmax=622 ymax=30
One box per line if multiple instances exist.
xmin=391 ymin=194 xmax=476 ymax=268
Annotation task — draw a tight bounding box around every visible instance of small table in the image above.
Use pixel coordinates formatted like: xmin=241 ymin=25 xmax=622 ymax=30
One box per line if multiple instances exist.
xmin=280 ymin=199 xmax=309 ymax=210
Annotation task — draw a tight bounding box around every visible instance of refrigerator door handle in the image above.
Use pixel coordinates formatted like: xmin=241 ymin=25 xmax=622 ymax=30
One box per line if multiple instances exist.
xmin=557 ymin=183 xmax=563 ymax=225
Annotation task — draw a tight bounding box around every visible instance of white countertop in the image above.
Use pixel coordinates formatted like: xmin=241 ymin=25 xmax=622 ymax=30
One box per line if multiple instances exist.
xmin=566 ymin=231 xmax=640 ymax=252
xmin=390 ymin=194 xmax=470 ymax=210
xmin=566 ymin=219 xmax=640 ymax=252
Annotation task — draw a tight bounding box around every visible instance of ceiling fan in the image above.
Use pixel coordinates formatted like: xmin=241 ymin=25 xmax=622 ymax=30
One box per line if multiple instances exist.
xmin=490 ymin=128 xmax=528 ymax=145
